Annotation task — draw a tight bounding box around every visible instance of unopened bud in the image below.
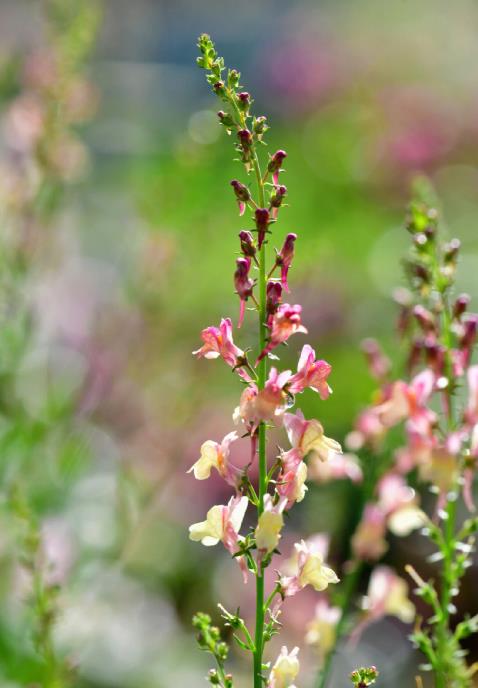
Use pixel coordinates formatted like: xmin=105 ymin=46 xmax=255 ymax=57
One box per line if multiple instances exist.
xmin=444 ymin=238 xmax=461 ymax=263
xmin=413 ymin=305 xmax=436 ymax=332
xmin=255 ymin=208 xmax=270 ymax=249
xmin=213 ymin=81 xmax=226 ymax=96
xmin=239 ymin=230 xmax=256 ymax=258
xmin=218 ymin=110 xmax=234 ymax=127
xmin=266 ymin=281 xmax=282 ymax=318
xmin=268 ymin=149 xmax=287 ymax=183
xmin=237 ymin=91 xmax=251 ymax=112
xmin=453 ymin=293 xmax=470 ymax=319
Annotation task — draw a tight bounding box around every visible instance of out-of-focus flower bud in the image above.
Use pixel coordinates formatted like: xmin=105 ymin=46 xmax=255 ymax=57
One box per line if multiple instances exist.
xmin=407 ymin=338 xmax=423 ymax=374
xmin=424 ymin=337 xmax=445 ymax=376
xmin=453 ymin=293 xmax=470 ymax=320
xmin=443 ymin=238 xmax=461 ymax=264
xmin=413 ymin=304 xmax=436 ymax=333
xmin=361 ymin=338 xmax=391 ymax=381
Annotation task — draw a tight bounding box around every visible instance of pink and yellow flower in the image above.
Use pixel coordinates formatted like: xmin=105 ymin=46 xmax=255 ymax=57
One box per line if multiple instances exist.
xmin=188 ymin=431 xmax=238 ymax=486
xmin=283 ymin=410 xmax=342 ymax=463
xmin=257 ymin=304 xmax=307 ymax=363
xmin=267 ymin=646 xmax=299 ymax=688
xmin=288 ymin=344 xmax=332 ymax=399
xmin=281 ymin=540 xmax=339 ymax=597
xmin=193 ymin=317 xmax=250 ymax=380
xmin=255 ymin=494 xmax=286 ymax=554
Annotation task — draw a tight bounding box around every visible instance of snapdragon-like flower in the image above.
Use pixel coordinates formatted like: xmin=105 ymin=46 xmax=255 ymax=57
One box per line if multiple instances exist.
xmin=308 ymin=451 xmax=363 ymax=484
xmin=277 ymin=458 xmax=308 ymax=508
xmin=288 ymin=344 xmax=332 ymax=399
xmin=267 ymin=646 xmax=299 ymax=688
xmin=283 ymin=410 xmax=342 ymax=463
xmin=255 ymin=494 xmax=286 ymax=554
xmin=239 ymin=229 xmax=257 ymax=260
xmin=257 ymin=304 xmax=307 ymax=363
xmin=305 ymin=599 xmax=340 ymax=659
xmin=188 ymin=431 xmax=238 ymax=486
xmin=351 ymin=504 xmax=387 ymax=561
xmin=274 ymin=233 xmax=296 ymax=293
xmin=376 ymin=368 xmax=436 ymax=434
xmin=363 ymin=566 xmax=415 ymax=624
xmin=377 ymin=472 xmax=427 ymax=536
xmin=266 ymin=280 xmax=283 ymax=325
xmin=233 ymin=368 xmax=292 ymax=431
xmin=281 ymin=540 xmax=339 ymax=597
xmin=234 ymin=257 xmax=255 ymax=328
xmin=193 ymin=317 xmax=250 ymax=380
xmin=189 ymin=495 xmax=248 ymax=554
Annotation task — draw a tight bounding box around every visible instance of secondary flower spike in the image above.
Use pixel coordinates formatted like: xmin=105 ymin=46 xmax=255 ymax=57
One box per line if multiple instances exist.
xmin=275 ymin=233 xmax=297 ymax=293
xmin=234 ymin=257 xmax=255 ymax=327
xmin=256 ymin=303 xmax=307 ymax=363
xmin=231 ymin=179 xmax=251 ymax=216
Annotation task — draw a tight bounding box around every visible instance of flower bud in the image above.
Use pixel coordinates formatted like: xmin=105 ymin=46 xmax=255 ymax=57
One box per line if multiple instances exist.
xmin=239 ymin=230 xmax=256 ymax=258
xmin=234 ymin=257 xmax=254 ymax=328
xmin=424 ymin=337 xmax=445 ymax=375
xmin=237 ymin=91 xmax=251 ymax=112
xmin=217 ymin=110 xmax=234 ymax=128
xmin=213 ymin=81 xmax=226 ymax=97
xmin=255 ymin=207 xmax=270 ymax=249
xmin=270 ymin=185 xmax=287 ymax=218
xmin=237 ymin=128 xmax=252 ymax=150
xmin=444 ymin=238 xmax=461 ymax=263
xmin=453 ymin=293 xmax=470 ymax=319
xmin=361 ymin=338 xmax=391 ymax=380
xmin=268 ymin=149 xmax=287 ymax=184
xmin=227 ymin=69 xmax=240 ymax=88
xmin=230 ymin=179 xmax=250 ymax=216
xmin=266 ymin=281 xmax=283 ymax=320
xmin=275 ymin=232 xmax=297 ymax=293
xmin=413 ymin=305 xmax=436 ymax=333
xmin=406 ymin=338 xmax=423 ymax=374
xmin=253 ymin=115 xmax=268 ymax=138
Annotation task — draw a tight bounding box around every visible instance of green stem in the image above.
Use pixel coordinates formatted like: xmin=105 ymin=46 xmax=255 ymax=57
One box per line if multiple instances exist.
xmin=253 ymin=146 xmax=267 ymax=688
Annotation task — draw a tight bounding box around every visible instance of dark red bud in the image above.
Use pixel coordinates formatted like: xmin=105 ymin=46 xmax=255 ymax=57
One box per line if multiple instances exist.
xmin=453 ymin=293 xmax=470 ymax=319
xmin=255 ymin=208 xmax=270 ymax=249
xmin=413 ymin=305 xmax=436 ymax=332
xmin=239 ymin=230 xmax=256 ymax=257
xmin=266 ymin=280 xmax=282 ymax=316
xmin=237 ymin=129 xmax=252 ymax=147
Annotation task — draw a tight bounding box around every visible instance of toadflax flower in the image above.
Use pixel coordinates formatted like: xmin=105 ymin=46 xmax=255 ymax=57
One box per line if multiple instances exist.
xmin=305 ymin=598 xmax=341 ymax=660
xmin=255 ymin=494 xmax=286 ymax=554
xmin=267 ymin=646 xmax=299 ymax=688
xmin=281 ymin=540 xmax=339 ymax=597
xmin=189 ymin=496 xmax=248 ymax=556
xmin=283 ymin=409 xmax=342 ymax=463
xmin=255 ymin=207 xmax=270 ymax=249
xmin=188 ymin=431 xmax=238 ymax=486
xmin=363 ymin=566 xmax=415 ymax=624
xmin=257 ymin=304 xmax=308 ymax=363
xmin=288 ymin=344 xmax=332 ymax=399
xmin=277 ymin=457 xmax=308 ymax=508
xmin=193 ymin=317 xmax=250 ymax=380
xmin=268 ymin=149 xmax=287 ymax=185
xmin=233 ymin=367 xmax=292 ymax=431
xmin=375 ymin=368 xmax=436 ymax=434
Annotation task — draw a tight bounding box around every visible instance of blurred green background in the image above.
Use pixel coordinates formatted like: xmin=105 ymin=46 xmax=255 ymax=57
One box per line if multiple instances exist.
xmin=1 ymin=0 xmax=478 ymax=686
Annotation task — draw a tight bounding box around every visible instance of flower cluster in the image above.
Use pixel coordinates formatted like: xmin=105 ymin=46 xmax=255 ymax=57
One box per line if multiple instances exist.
xmin=189 ymin=35 xmax=342 ymax=688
